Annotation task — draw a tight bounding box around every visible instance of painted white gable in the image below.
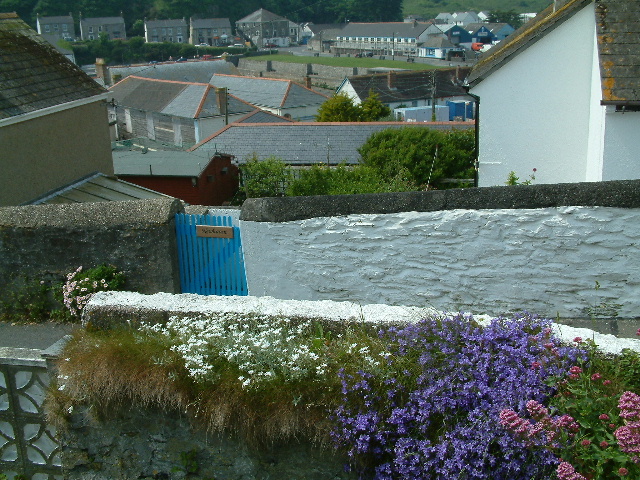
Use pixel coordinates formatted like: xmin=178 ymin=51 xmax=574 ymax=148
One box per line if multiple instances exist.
xmin=470 ymin=1 xmax=640 ymax=187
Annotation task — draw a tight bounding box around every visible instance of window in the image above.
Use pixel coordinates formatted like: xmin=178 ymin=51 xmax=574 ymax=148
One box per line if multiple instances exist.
xmin=88 ymin=26 xmax=93 ymax=33
xmin=177 ymin=27 xmax=182 ymax=34
xmin=98 ymin=26 xmax=102 ymax=32
xmin=62 ymin=24 xmax=67 ymax=32
xmin=53 ymin=24 xmax=59 ymax=31
xmin=44 ymin=25 xmax=50 ymax=32
xmin=213 ymin=28 xmax=217 ymax=33
xmin=168 ymin=28 xmax=173 ymax=35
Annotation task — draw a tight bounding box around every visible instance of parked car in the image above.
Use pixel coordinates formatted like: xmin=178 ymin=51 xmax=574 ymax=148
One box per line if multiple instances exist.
xmin=197 ymin=43 xmax=209 ymax=47
xmin=233 ymin=43 xmax=245 ymax=48
xmin=264 ymin=43 xmax=277 ymax=48
xmin=176 ymin=57 xmax=187 ymax=62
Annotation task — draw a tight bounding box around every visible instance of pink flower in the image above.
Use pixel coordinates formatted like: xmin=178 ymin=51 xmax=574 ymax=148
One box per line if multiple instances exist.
xmin=600 ymin=440 xmax=609 ymax=448
xmin=636 ymin=328 xmax=640 ymax=336
xmin=580 ymin=439 xmax=591 ymax=446
xmin=604 ymin=380 xmax=612 ymax=386
xmin=569 ymin=374 xmax=580 ymax=380
xmin=569 ymin=366 xmax=583 ymax=375
xmin=531 ymin=361 xmax=541 ymax=370
xmin=556 ymin=461 xmax=587 ymax=480
xmin=599 ymin=414 xmax=610 ymax=421
xmin=573 ymin=337 xmax=583 ymax=343
xmin=619 ymin=467 xmax=629 ymax=476
xmin=591 ymin=373 xmax=602 ymax=381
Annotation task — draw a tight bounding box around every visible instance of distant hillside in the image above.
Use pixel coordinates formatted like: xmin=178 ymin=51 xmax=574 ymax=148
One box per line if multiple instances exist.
xmin=403 ymin=0 xmax=552 ymax=19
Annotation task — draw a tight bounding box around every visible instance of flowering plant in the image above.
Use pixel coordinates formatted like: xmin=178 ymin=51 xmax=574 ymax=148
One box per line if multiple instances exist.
xmin=501 ymin=338 xmax=640 ymax=479
xmin=59 ymin=264 xmax=125 ymax=317
xmin=332 ymin=313 xmax=584 ymax=479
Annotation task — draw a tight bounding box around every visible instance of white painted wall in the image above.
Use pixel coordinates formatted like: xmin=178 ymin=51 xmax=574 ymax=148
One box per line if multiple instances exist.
xmin=471 ymin=4 xmax=598 ymax=187
xmin=240 ymin=206 xmax=640 ymax=319
xmin=602 ymin=110 xmax=640 ymax=180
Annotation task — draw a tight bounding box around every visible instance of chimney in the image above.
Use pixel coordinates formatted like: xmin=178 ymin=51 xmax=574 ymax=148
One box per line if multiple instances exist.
xmin=388 ymin=70 xmax=397 ymax=90
xmin=95 ymin=58 xmax=108 ymax=82
xmin=216 ymin=87 xmax=228 ymax=124
xmin=304 ymin=76 xmax=312 ymax=89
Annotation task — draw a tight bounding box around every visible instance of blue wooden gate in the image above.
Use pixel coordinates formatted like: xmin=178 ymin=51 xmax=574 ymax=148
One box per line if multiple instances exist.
xmin=175 ymin=213 xmax=248 ymax=296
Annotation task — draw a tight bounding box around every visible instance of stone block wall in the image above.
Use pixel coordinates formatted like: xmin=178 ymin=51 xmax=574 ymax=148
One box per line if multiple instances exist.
xmin=0 ymin=198 xmax=184 ymax=301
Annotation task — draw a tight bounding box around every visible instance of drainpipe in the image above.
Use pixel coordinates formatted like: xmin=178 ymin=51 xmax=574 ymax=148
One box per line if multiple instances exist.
xmin=464 ymin=89 xmax=480 ymax=188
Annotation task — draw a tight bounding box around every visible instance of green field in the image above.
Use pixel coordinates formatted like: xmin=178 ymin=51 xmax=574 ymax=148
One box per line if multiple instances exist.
xmin=244 ymin=54 xmax=440 ymax=71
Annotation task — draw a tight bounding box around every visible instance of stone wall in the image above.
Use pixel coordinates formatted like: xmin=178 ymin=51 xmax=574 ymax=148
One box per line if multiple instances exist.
xmin=60 ymin=405 xmax=352 ymax=480
xmin=239 ymin=180 xmax=640 ymax=320
xmin=0 ymin=198 xmax=184 ymax=301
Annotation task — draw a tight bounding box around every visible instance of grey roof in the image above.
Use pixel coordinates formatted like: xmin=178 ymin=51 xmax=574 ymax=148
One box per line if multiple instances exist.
xmin=339 ymin=22 xmax=430 ymax=38
xmin=236 ymin=9 xmax=289 ymax=24
xmin=109 ymin=59 xmax=238 ymax=84
xmin=145 ymin=19 xmax=187 ymax=28
xmin=468 ymin=0 xmax=640 ymax=105
xmin=27 ymin=172 xmax=172 ymax=205
xmin=80 ymin=16 xmax=125 ymax=26
xmin=465 ymin=22 xmax=511 ymax=33
xmin=308 ymin=23 xmax=348 ymax=40
xmin=209 ymin=74 xmax=328 ymax=109
xmin=0 ymin=13 xmax=105 ymax=120
xmin=109 ymin=76 xmax=254 ymax=118
xmin=113 ymin=149 xmax=214 ymax=176
xmin=421 ymin=36 xmax=458 ymax=48
xmin=37 ymin=15 xmax=74 ymax=24
xmin=191 ymin=18 xmax=232 ymax=29
xmin=233 ymin=109 xmax=294 ymax=123
xmin=190 ymin=122 xmax=473 ymax=165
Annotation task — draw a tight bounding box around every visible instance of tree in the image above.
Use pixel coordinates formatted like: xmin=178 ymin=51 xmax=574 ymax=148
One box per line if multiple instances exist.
xmin=315 ymin=93 xmax=362 ymax=122
xmin=359 ymin=91 xmax=391 ymax=121
xmin=239 ymin=155 xmax=292 ymax=199
xmin=487 ymin=10 xmax=524 ymax=29
xmin=316 ymin=91 xmax=390 ymax=122
xmin=359 ymin=127 xmax=475 ymax=189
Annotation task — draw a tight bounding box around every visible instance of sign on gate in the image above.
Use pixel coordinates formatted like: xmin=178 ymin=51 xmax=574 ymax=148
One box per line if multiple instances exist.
xmin=175 ymin=214 xmax=248 ymax=296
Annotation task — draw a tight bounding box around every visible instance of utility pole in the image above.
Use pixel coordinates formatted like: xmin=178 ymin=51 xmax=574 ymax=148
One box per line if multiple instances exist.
xmin=431 ymin=71 xmax=437 ymax=121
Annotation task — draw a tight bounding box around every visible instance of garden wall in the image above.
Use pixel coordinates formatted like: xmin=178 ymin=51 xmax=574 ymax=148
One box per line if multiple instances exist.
xmin=239 ymin=180 xmax=640 ymax=321
xmin=0 ymin=198 xmax=184 ymax=302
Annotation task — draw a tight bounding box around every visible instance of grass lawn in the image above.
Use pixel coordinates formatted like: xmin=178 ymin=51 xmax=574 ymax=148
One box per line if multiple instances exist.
xmin=244 ymin=53 xmax=440 ymax=71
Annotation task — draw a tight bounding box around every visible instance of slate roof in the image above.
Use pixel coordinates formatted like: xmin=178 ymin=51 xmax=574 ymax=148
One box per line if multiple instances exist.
xmin=233 ymin=109 xmax=294 ymax=123
xmin=112 ymin=149 xmax=214 ymax=176
xmin=421 ymin=36 xmax=458 ymax=48
xmin=236 ymin=9 xmax=289 ymax=24
xmin=109 ymin=59 xmax=237 ymax=84
xmin=80 ymin=16 xmax=125 ymax=26
xmin=209 ymin=74 xmax=328 ymax=109
xmin=342 ymin=68 xmax=471 ymax=104
xmin=108 ymin=76 xmax=255 ymax=118
xmin=465 ymin=22 xmax=510 ymax=33
xmin=0 ymin=13 xmax=105 ymax=120
xmin=189 ymin=122 xmax=473 ymax=165
xmin=37 ymin=15 xmax=74 ymax=25
xmin=338 ymin=22 xmax=430 ymax=38
xmin=467 ymin=0 xmax=640 ymax=104
xmin=27 ymin=172 xmax=172 ymax=204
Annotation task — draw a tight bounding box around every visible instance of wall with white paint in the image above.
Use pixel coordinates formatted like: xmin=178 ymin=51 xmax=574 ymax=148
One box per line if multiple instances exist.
xmin=240 ymin=206 xmax=640 ymax=319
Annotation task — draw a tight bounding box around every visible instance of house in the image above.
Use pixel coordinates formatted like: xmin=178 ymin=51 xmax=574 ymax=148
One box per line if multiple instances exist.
xmin=112 ymin=149 xmax=238 ymax=205
xmin=36 ymin=13 xmax=75 ymax=41
xmin=439 ymin=24 xmax=473 ymax=46
xmin=190 ymin=18 xmax=232 ymax=46
xmin=235 ymin=9 xmax=294 ymax=47
xmin=417 ymin=36 xmax=466 ymax=60
xmin=79 ymin=14 xmax=126 ymax=40
xmin=333 ymin=22 xmax=432 ymax=57
xmin=108 ymin=76 xmax=256 ymax=147
xmin=144 ymin=18 xmax=188 ymax=43
xmin=27 ymin=172 xmax=173 ymax=205
xmin=337 ymin=68 xmax=472 ymax=111
xmin=435 ymin=11 xmax=480 ymax=25
xmin=0 ymin=13 xmax=113 ymax=206
xmin=466 ymin=0 xmax=640 ymax=187
xmin=466 ymin=23 xmax=515 ymax=44
xmin=208 ymin=74 xmax=329 ymax=120
xmin=189 ymin=121 xmax=472 ymax=166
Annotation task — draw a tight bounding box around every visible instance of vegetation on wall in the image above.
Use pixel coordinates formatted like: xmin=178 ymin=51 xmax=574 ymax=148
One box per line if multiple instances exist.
xmin=48 ymin=311 xmax=640 ymax=479
xmin=316 ymin=91 xmax=391 ymax=123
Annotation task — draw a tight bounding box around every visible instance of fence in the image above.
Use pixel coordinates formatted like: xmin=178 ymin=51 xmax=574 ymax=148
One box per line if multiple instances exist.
xmin=0 ymin=349 xmax=61 ymax=480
